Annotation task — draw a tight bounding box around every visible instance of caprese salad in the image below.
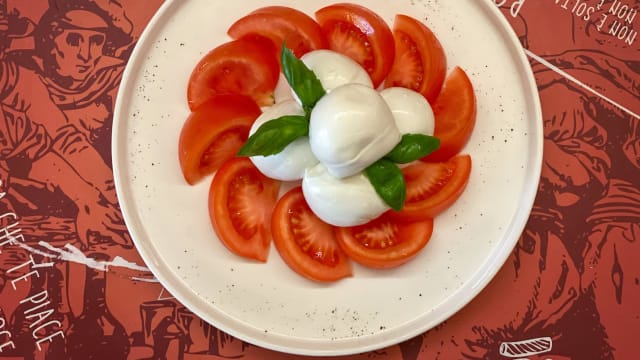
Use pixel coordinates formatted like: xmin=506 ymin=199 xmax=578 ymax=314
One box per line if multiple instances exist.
xmin=178 ymin=3 xmax=476 ymax=282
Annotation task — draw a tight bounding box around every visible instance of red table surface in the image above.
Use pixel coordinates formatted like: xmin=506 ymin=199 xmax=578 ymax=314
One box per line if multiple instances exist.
xmin=0 ymin=0 xmax=638 ymax=359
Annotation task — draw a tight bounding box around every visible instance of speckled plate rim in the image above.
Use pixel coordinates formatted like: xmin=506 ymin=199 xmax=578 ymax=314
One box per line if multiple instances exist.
xmin=112 ymin=0 xmax=543 ymax=356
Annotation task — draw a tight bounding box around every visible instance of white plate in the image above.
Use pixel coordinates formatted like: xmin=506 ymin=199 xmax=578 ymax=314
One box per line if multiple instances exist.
xmin=113 ymin=0 xmax=542 ymax=356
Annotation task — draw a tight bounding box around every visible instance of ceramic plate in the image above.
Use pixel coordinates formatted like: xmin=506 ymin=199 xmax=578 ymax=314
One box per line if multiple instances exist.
xmin=113 ymin=0 xmax=543 ymax=356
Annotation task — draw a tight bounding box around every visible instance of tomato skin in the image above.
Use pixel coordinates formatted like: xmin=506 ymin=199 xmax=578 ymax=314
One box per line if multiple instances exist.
xmin=187 ymin=38 xmax=279 ymax=110
xmin=228 ymin=6 xmax=328 ymax=58
xmin=315 ymin=3 xmax=395 ymax=88
xmin=271 ymin=187 xmax=353 ymax=282
xmin=209 ymin=157 xmax=280 ymax=262
xmin=335 ymin=213 xmax=434 ymax=269
xmin=423 ymin=67 xmax=477 ymax=162
xmin=178 ymin=94 xmax=261 ymax=185
xmin=391 ymin=155 xmax=472 ymax=222
xmin=384 ymin=14 xmax=447 ymax=104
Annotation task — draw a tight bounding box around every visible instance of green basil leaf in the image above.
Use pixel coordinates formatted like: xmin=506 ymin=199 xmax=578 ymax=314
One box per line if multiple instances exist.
xmin=386 ymin=134 xmax=440 ymax=164
xmin=281 ymin=46 xmax=325 ymax=110
xmin=237 ymin=115 xmax=308 ymax=157
xmin=364 ymin=159 xmax=406 ymax=211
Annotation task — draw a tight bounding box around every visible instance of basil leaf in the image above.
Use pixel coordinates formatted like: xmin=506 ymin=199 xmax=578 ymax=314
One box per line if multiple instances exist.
xmin=237 ymin=115 xmax=308 ymax=157
xmin=386 ymin=134 xmax=440 ymax=164
xmin=364 ymin=159 xmax=406 ymax=211
xmin=281 ymin=46 xmax=325 ymax=110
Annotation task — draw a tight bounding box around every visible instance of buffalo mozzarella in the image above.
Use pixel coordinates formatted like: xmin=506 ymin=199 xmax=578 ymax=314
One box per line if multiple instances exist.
xmin=380 ymin=87 xmax=435 ymax=136
xmin=249 ymin=100 xmax=318 ymax=181
xmin=300 ymin=50 xmax=373 ymax=92
xmin=309 ymin=83 xmax=401 ymax=179
xmin=302 ymin=163 xmax=389 ymax=227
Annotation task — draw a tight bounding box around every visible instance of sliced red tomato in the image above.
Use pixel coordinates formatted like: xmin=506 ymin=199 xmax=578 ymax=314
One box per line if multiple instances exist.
xmin=178 ymin=94 xmax=261 ymax=185
xmin=187 ymin=38 xmax=279 ymax=110
xmin=209 ymin=157 xmax=280 ymax=262
xmin=271 ymin=187 xmax=352 ymax=282
xmin=315 ymin=3 xmax=395 ymax=88
xmin=384 ymin=14 xmax=447 ymax=104
xmin=391 ymin=155 xmax=472 ymax=222
xmin=423 ymin=67 xmax=477 ymax=162
xmin=228 ymin=6 xmax=328 ymax=58
xmin=335 ymin=213 xmax=434 ymax=269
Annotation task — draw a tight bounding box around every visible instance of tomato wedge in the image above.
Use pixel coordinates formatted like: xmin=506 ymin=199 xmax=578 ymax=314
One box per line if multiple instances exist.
xmin=335 ymin=213 xmax=434 ymax=269
xmin=391 ymin=155 xmax=472 ymax=222
xmin=271 ymin=187 xmax=353 ymax=282
xmin=423 ymin=67 xmax=477 ymax=162
xmin=384 ymin=14 xmax=447 ymax=104
xmin=228 ymin=6 xmax=327 ymax=58
xmin=315 ymin=3 xmax=395 ymax=88
xmin=187 ymin=38 xmax=279 ymax=110
xmin=209 ymin=157 xmax=280 ymax=262
xmin=178 ymin=94 xmax=261 ymax=185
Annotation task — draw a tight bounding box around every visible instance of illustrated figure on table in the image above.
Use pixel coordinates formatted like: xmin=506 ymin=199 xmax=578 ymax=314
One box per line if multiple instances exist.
xmin=0 ymin=0 xmax=132 ymax=249
xmin=28 ymin=0 xmax=134 ymax=164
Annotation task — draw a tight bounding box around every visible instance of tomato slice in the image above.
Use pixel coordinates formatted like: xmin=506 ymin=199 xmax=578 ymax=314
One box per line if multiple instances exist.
xmin=335 ymin=213 xmax=434 ymax=269
xmin=271 ymin=187 xmax=353 ymax=282
xmin=423 ymin=67 xmax=477 ymax=162
xmin=315 ymin=3 xmax=395 ymax=88
xmin=391 ymin=155 xmax=472 ymax=222
xmin=187 ymin=38 xmax=279 ymax=110
xmin=227 ymin=6 xmax=328 ymax=58
xmin=209 ymin=157 xmax=280 ymax=262
xmin=178 ymin=94 xmax=261 ymax=185
xmin=384 ymin=14 xmax=447 ymax=104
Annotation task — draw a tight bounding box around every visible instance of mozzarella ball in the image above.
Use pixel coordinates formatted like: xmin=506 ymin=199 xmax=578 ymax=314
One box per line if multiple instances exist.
xmin=302 ymin=163 xmax=389 ymax=227
xmin=300 ymin=49 xmax=373 ymax=92
xmin=380 ymin=87 xmax=435 ymax=135
xmin=249 ymin=100 xmax=318 ymax=181
xmin=309 ymin=83 xmax=401 ymax=178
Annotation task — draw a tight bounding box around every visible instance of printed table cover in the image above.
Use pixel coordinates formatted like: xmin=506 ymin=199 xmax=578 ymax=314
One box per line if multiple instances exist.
xmin=0 ymin=0 xmax=637 ymax=359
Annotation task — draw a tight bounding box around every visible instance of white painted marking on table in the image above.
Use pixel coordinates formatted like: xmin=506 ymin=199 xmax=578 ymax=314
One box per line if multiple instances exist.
xmin=16 ymin=240 xmax=154 ymax=278
xmin=525 ymin=49 xmax=640 ymax=120
xmin=157 ymin=287 xmax=176 ymax=300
